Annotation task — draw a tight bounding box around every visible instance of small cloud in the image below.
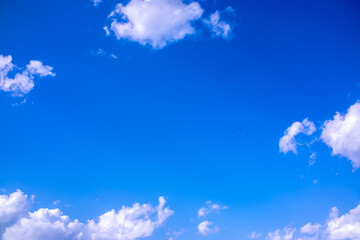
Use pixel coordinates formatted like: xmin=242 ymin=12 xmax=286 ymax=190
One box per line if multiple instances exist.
xmin=203 ymin=10 xmax=232 ymax=38
xmin=309 ymin=152 xmax=316 ymax=166
xmin=279 ymin=118 xmax=316 ymax=154
xmin=249 ymin=231 xmax=262 ymax=239
xmin=92 ymin=0 xmax=102 ymax=7
xmin=103 ymin=26 xmax=110 ymax=36
xmin=90 ymin=48 xmax=106 ymax=56
xmin=313 ymin=179 xmax=318 ymax=185
xmin=166 ymin=228 xmax=185 ymax=240
xmin=198 ymin=221 xmax=219 ymax=236
xmin=198 ymin=201 xmax=228 ymax=218
xmin=266 ymin=227 xmax=295 ymax=240
xmin=53 ymin=200 xmax=61 ymax=206
xmin=90 ymin=49 xmax=118 ymax=60
xmin=300 ymin=222 xmax=321 ymax=235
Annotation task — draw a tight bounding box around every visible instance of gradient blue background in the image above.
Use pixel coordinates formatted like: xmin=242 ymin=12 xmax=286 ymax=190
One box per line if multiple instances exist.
xmin=1 ymin=0 xmax=360 ymax=239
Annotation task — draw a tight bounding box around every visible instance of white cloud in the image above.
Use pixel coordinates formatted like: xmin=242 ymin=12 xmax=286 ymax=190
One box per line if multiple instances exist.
xmin=309 ymin=153 xmax=316 ymax=166
xmin=85 ymin=196 xmax=173 ymax=240
xmin=0 ymin=55 xmax=14 ymax=80
xmin=90 ymin=49 xmax=118 ymax=60
xmin=166 ymin=228 xmax=185 ymax=240
xmin=266 ymin=227 xmax=296 ymax=240
xmin=279 ymin=118 xmax=316 ymax=154
xmin=249 ymin=231 xmax=262 ymax=239
xmin=265 ymin=204 xmax=360 ymax=240
xmin=197 ymin=221 xmax=219 ymax=236
xmin=107 ymin=0 xmax=204 ymax=49
xmin=300 ymin=223 xmax=321 ymax=235
xmin=203 ymin=11 xmax=231 ymax=38
xmin=0 ymin=190 xmax=30 ymax=230
xmin=326 ymin=205 xmax=360 ymax=240
xmin=197 ymin=201 xmax=227 ymax=218
xmin=1 ymin=190 xmax=173 ymax=240
xmin=321 ymin=102 xmax=360 ymax=169
xmin=0 ymin=54 xmax=55 ymax=96
xmin=105 ymin=0 xmax=235 ymax=48
xmin=26 ymin=60 xmax=55 ymax=77
xmin=3 ymin=208 xmax=85 ymax=240
xmin=92 ymin=0 xmax=102 ymax=7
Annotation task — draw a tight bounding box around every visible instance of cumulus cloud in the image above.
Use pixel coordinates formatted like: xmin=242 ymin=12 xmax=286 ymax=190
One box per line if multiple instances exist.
xmin=279 ymin=118 xmax=316 ymax=154
xmin=86 ymin=196 xmax=173 ymax=240
xmin=26 ymin=60 xmax=55 ymax=77
xmin=321 ymin=102 xmax=360 ymax=169
xmin=197 ymin=201 xmax=227 ymax=218
xmin=203 ymin=11 xmax=231 ymax=38
xmin=107 ymin=0 xmax=203 ymax=48
xmin=197 ymin=221 xmax=219 ymax=236
xmin=326 ymin=205 xmax=360 ymax=240
xmin=0 ymin=54 xmax=55 ymax=96
xmin=265 ymin=204 xmax=360 ymax=240
xmin=3 ymin=208 xmax=85 ymax=240
xmin=0 ymin=190 xmax=30 ymax=230
xmin=105 ymin=0 xmax=233 ymax=48
xmin=0 ymin=190 xmax=173 ymax=240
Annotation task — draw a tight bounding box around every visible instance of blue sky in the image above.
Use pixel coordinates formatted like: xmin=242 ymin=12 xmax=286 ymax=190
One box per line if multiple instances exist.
xmin=0 ymin=0 xmax=360 ymax=239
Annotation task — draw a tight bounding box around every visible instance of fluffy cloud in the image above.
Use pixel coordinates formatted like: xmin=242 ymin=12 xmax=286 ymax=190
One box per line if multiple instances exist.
xmin=107 ymin=0 xmax=203 ymax=48
xmin=197 ymin=221 xmax=219 ymax=236
xmin=26 ymin=60 xmax=55 ymax=77
xmin=321 ymin=102 xmax=360 ymax=169
xmin=3 ymin=208 xmax=84 ymax=240
xmin=86 ymin=196 xmax=173 ymax=240
xmin=106 ymin=0 xmax=233 ymax=49
xmin=326 ymin=205 xmax=360 ymax=240
xmin=266 ymin=204 xmax=360 ymax=240
xmin=0 ymin=191 xmax=173 ymax=240
xmin=203 ymin=11 xmax=231 ymax=38
xmin=0 ymin=190 xmax=30 ymax=230
xmin=197 ymin=201 xmax=227 ymax=218
xmin=0 ymin=55 xmax=55 ymax=96
xmin=279 ymin=118 xmax=316 ymax=154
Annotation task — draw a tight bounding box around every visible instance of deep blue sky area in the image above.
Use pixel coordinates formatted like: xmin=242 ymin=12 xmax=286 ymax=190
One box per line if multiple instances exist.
xmin=0 ymin=0 xmax=360 ymax=239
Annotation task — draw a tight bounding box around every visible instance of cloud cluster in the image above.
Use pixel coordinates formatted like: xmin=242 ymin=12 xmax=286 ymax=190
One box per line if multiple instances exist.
xmin=105 ymin=0 xmax=233 ymax=49
xmin=279 ymin=118 xmax=316 ymax=154
xmin=266 ymin=204 xmax=360 ymax=240
xmin=0 ymin=55 xmax=55 ymax=96
xmin=279 ymin=101 xmax=360 ymax=170
xmin=197 ymin=201 xmax=227 ymax=236
xmin=0 ymin=190 xmax=173 ymax=240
